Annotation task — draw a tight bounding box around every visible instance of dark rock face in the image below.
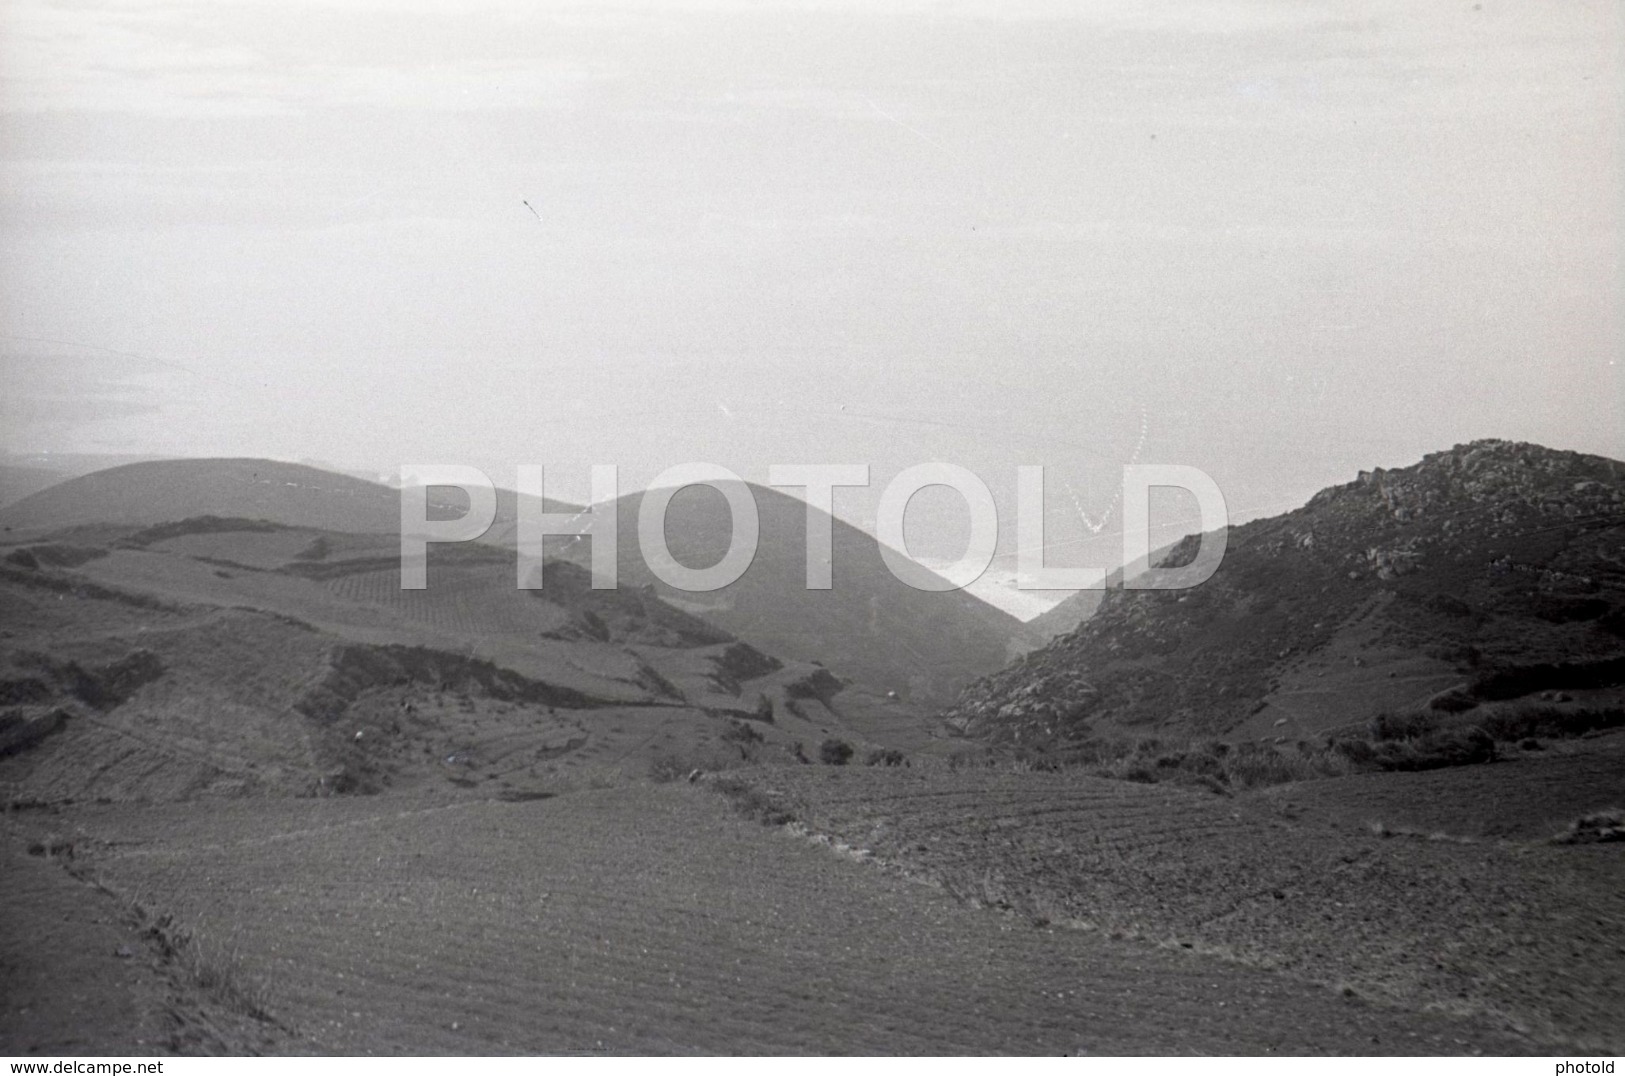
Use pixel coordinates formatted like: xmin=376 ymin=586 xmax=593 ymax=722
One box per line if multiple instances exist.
xmin=945 ymin=440 xmax=1625 ymax=746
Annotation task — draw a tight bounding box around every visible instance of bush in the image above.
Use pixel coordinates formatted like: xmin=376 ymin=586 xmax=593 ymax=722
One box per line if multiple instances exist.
xmin=1083 ymin=737 xmax=1345 ymax=792
xmin=1367 ymin=726 xmax=1496 ymax=771
xmin=1368 ymin=710 xmax=1440 ymax=741
xmin=819 ymin=738 xmax=854 ymax=765
xmin=864 ymin=748 xmax=906 ymax=767
xmin=1468 ymin=656 xmax=1625 ymax=701
xmin=1221 ymin=743 xmax=1341 ymax=789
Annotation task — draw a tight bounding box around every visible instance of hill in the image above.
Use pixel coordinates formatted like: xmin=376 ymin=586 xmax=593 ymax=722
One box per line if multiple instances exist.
xmin=0 ymin=458 xmax=580 ymax=540
xmin=551 ymin=482 xmax=1025 ymax=707
xmin=946 ymin=440 xmax=1625 ymax=745
xmin=0 ymin=453 xmax=174 ymax=509
xmin=0 ymin=464 xmax=72 ymax=508
xmin=0 ymin=457 xmax=1023 ymax=710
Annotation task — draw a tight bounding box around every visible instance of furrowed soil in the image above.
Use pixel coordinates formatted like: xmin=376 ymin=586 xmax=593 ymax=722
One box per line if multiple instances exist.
xmin=1 ymin=785 xmax=1542 ymax=1056
xmin=747 ymin=759 xmax=1624 ymax=1053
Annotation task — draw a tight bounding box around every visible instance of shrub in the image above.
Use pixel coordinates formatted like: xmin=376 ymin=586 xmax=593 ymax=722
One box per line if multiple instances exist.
xmin=1368 ymin=726 xmax=1496 ymax=771
xmin=1221 ymin=743 xmax=1339 ymax=789
xmin=864 ymin=748 xmax=906 ymax=767
xmin=1551 ymin=808 xmax=1624 ymax=845
xmin=1368 ymin=710 xmax=1439 ymax=741
xmin=818 ymin=738 xmax=854 ymax=765
xmin=708 ymin=776 xmax=794 ymax=825
xmin=1481 ymin=704 xmax=1625 ymax=742
xmin=1428 ymin=688 xmax=1479 ymax=714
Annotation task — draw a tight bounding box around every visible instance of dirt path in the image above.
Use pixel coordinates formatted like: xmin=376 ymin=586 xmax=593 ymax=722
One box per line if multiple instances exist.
xmin=15 ymin=786 xmax=1541 ymax=1055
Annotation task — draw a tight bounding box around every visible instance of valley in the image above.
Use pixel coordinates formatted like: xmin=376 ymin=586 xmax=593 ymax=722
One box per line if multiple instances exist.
xmin=2 ymin=445 xmax=1622 ymax=1055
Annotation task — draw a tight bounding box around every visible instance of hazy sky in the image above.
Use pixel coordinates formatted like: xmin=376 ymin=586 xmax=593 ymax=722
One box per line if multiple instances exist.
xmin=2 ymin=0 xmax=1619 ymax=614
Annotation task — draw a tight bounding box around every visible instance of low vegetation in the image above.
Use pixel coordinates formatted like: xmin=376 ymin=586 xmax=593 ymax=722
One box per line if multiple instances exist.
xmin=1550 ymin=808 xmax=1624 ymax=845
xmin=4 ymin=544 xmax=110 ymax=569
xmin=818 ymin=738 xmax=854 ymax=765
xmin=706 ymin=774 xmax=795 ymax=825
xmin=120 ymin=516 xmax=286 ymax=548
xmin=1466 ymin=656 xmax=1625 ymax=702
xmin=976 ymin=698 xmax=1624 ymax=793
xmin=75 ymin=868 xmax=280 ymax=1027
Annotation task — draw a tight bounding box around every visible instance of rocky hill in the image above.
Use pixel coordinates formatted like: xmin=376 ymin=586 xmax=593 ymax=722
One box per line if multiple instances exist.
xmin=945 ymin=440 xmax=1625 ymax=746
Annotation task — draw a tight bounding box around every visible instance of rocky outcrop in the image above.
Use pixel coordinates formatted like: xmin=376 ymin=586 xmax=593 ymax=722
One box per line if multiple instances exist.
xmin=946 ymin=441 xmax=1625 ymax=746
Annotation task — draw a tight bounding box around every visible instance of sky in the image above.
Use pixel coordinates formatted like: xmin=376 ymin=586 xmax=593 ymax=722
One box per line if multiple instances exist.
xmin=1 ymin=0 xmax=1619 ymax=617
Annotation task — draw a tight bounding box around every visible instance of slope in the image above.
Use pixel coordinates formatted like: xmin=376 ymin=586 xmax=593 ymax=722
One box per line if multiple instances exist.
xmin=947 ymin=440 xmax=1625 ymax=744
xmin=552 ymin=481 xmax=1025 ymax=707
xmin=0 ymin=516 xmax=893 ymax=805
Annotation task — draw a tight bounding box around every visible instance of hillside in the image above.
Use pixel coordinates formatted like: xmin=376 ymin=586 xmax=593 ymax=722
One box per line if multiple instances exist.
xmin=0 ymin=454 xmax=172 ymax=509
xmin=1024 ymin=587 xmax=1105 ymax=641
xmin=946 ymin=440 xmax=1625 ymax=745
xmin=0 ymin=516 xmax=904 ymax=805
xmin=551 ymin=482 xmax=1025 ymax=707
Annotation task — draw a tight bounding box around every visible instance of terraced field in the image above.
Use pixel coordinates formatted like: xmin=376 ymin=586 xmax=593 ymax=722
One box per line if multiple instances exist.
xmin=749 ymin=761 xmax=1625 ymax=1053
xmin=326 ymin=567 xmax=572 ymax=638
xmin=4 ymin=786 xmax=1538 ymax=1055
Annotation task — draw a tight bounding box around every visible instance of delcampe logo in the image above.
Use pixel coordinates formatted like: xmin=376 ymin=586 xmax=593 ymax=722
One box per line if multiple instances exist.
xmin=398 ymin=463 xmax=1229 ymax=595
